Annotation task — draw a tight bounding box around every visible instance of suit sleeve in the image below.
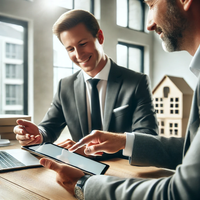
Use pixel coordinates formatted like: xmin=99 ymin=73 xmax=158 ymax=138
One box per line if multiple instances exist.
xmin=84 ymin=130 xmax=200 ymax=200
xmin=38 ymin=79 xmax=66 ymax=143
xmin=130 ymin=133 xmax=184 ymax=169
xmin=131 ymin=74 xmax=158 ymax=136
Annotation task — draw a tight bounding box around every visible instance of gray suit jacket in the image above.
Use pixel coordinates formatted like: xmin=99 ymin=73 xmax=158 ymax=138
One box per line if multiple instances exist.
xmin=84 ymin=74 xmax=200 ymax=199
xmin=38 ymin=59 xmax=158 ymax=151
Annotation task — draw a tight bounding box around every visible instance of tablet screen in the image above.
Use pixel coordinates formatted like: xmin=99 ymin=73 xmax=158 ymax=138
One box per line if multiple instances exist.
xmin=23 ymin=143 xmax=109 ymax=175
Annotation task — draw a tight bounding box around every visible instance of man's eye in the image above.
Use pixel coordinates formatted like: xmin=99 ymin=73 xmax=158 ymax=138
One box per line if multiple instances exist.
xmin=68 ymin=48 xmax=74 ymax=52
xmin=80 ymin=43 xmax=86 ymax=46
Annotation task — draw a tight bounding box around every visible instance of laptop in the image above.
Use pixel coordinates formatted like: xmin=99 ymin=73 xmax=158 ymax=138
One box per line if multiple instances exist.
xmin=0 ymin=149 xmax=41 ymax=172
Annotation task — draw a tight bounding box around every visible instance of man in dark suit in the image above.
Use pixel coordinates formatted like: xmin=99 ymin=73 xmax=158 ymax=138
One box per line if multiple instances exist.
xmin=40 ymin=0 xmax=200 ymax=199
xmin=14 ymin=10 xmax=158 ymax=158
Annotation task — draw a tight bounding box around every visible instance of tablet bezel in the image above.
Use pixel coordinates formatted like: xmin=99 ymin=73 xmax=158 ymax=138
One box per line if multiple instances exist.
xmin=22 ymin=142 xmax=109 ymax=175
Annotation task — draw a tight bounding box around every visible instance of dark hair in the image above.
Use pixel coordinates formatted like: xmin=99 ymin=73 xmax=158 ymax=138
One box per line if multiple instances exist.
xmin=53 ymin=9 xmax=100 ymax=42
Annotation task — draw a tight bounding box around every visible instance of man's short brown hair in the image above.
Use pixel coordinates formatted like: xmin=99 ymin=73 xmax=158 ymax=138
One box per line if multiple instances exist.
xmin=53 ymin=9 xmax=100 ymax=42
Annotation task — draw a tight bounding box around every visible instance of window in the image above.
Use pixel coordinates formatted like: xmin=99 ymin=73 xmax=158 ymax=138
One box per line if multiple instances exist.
xmin=153 ymin=96 xmax=164 ymax=115
xmin=169 ymin=97 xmax=180 ymax=115
xmin=6 ymin=64 xmax=23 ymax=79
xmin=6 ymin=43 xmax=23 ymax=59
xmin=117 ymin=0 xmax=145 ymax=31
xmin=6 ymin=85 xmax=22 ymax=105
xmin=0 ymin=16 xmax=28 ymax=115
xmin=117 ymin=42 xmax=144 ymax=73
xmin=53 ymin=34 xmax=80 ymax=94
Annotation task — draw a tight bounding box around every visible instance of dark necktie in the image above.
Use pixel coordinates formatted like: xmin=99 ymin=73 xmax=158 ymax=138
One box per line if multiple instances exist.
xmin=88 ymin=79 xmax=101 ymax=131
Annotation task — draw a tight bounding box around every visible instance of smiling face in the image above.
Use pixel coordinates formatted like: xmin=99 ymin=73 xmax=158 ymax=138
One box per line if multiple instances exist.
xmin=146 ymin=0 xmax=188 ymax=52
xmin=60 ymin=23 xmax=106 ymax=77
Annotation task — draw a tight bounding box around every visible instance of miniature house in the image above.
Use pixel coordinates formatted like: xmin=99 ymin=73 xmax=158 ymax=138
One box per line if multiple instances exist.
xmin=152 ymin=75 xmax=193 ymax=138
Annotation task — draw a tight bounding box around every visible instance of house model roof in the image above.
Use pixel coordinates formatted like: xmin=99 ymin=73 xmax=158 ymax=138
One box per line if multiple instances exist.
xmin=152 ymin=75 xmax=193 ymax=95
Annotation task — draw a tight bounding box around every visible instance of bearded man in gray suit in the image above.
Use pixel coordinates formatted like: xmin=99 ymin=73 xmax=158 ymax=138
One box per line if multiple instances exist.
xmin=40 ymin=0 xmax=200 ymax=199
xmin=14 ymin=10 xmax=158 ymax=159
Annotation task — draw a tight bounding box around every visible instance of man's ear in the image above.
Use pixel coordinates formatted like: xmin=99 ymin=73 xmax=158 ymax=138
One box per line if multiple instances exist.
xmin=180 ymin=0 xmax=193 ymax=11
xmin=97 ymin=29 xmax=104 ymax=44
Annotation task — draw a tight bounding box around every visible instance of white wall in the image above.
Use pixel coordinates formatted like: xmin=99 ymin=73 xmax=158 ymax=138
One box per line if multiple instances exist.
xmin=152 ymin=32 xmax=195 ymax=90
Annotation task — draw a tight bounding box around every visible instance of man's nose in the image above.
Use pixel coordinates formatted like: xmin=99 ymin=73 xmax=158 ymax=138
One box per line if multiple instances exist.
xmin=146 ymin=12 xmax=156 ymax=31
xmin=75 ymin=48 xmax=82 ymax=60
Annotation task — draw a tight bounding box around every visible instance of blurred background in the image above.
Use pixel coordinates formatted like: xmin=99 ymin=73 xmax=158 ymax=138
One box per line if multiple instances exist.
xmin=0 ymin=0 xmax=194 ymax=125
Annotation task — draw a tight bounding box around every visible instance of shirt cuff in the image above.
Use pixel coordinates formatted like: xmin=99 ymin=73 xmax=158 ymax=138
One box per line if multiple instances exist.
xmin=123 ymin=132 xmax=135 ymax=157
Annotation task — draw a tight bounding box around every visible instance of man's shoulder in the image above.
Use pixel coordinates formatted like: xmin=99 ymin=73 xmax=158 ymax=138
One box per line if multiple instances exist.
xmin=110 ymin=60 xmax=147 ymax=83
xmin=61 ymin=70 xmax=82 ymax=82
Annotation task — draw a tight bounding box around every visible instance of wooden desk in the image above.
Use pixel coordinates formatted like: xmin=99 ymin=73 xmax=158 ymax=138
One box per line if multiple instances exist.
xmin=0 ymin=140 xmax=174 ymax=200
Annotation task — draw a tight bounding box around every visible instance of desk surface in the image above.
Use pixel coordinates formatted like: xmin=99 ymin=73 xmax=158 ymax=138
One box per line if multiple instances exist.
xmin=0 ymin=140 xmax=174 ymax=200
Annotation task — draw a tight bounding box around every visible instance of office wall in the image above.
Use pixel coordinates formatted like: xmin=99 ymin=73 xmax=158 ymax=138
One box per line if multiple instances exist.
xmin=0 ymin=0 xmax=67 ymax=124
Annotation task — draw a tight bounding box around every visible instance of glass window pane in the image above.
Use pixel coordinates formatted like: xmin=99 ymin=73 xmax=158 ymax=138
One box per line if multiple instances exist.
xmin=0 ymin=21 xmax=25 ymax=114
xmin=53 ymin=35 xmax=72 ymax=68
xmin=54 ymin=67 xmax=74 ymax=94
xmin=117 ymin=0 xmax=128 ymax=27
xmin=129 ymin=0 xmax=143 ymax=31
xmin=117 ymin=44 xmax=128 ymax=68
xmin=6 ymin=85 xmax=22 ymax=105
xmin=74 ymin=0 xmax=91 ymax=11
xmin=128 ymin=47 xmax=142 ymax=72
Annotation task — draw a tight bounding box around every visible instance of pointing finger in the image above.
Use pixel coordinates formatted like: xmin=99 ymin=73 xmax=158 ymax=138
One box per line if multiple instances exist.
xmin=69 ymin=131 xmax=100 ymax=152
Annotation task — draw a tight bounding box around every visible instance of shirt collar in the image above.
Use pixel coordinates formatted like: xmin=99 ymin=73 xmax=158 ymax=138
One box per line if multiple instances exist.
xmin=82 ymin=55 xmax=111 ymax=82
xmin=189 ymin=44 xmax=200 ymax=77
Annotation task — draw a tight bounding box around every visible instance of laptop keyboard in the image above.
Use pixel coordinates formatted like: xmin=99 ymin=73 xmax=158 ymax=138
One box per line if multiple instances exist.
xmin=0 ymin=151 xmax=25 ymax=170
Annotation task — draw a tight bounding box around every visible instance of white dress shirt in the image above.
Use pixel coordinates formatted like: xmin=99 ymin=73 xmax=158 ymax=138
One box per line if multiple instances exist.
xmin=82 ymin=56 xmax=111 ymax=133
xmin=189 ymin=44 xmax=200 ymax=77
xmin=123 ymin=44 xmax=200 ymax=157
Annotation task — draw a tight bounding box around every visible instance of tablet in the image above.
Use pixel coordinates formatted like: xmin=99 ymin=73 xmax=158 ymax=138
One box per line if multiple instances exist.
xmin=22 ymin=143 xmax=109 ymax=175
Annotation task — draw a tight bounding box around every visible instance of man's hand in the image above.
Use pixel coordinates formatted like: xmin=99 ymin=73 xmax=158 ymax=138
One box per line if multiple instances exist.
xmin=56 ymin=139 xmax=89 ymax=157
xmin=69 ymin=130 xmax=126 ymax=156
xmin=40 ymin=158 xmax=85 ymax=195
xmin=13 ymin=119 xmax=42 ymax=146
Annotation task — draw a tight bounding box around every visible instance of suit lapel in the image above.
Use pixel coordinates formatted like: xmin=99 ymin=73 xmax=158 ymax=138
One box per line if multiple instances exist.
xmin=74 ymin=72 xmax=89 ymax=137
xmin=103 ymin=61 xmax=122 ymax=131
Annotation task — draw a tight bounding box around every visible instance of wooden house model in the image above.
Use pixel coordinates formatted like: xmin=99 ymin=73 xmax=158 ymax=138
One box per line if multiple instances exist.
xmin=152 ymin=75 xmax=193 ymax=138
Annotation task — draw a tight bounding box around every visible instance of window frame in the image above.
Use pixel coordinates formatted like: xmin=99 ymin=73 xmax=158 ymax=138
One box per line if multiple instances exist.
xmin=118 ymin=41 xmax=144 ymax=73
xmin=117 ymin=0 xmax=145 ymax=32
xmin=0 ymin=15 xmax=28 ymax=114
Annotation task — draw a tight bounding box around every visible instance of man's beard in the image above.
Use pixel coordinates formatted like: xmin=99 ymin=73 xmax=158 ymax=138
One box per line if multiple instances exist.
xmin=158 ymin=1 xmax=188 ymax=52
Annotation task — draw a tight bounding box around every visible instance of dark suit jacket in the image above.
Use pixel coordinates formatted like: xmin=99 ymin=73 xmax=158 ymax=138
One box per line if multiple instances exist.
xmin=38 ymin=59 xmax=158 ymax=156
xmin=84 ymin=73 xmax=200 ymax=199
